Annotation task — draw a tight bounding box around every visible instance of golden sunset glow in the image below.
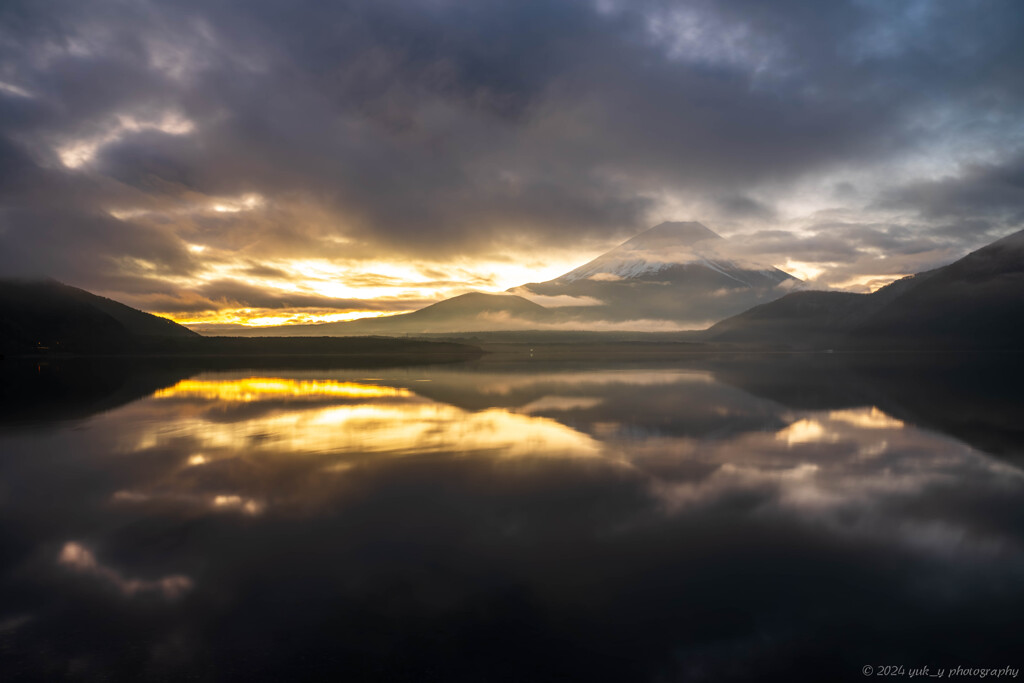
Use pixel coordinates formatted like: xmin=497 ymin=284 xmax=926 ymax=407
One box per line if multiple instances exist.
xmin=782 ymin=259 xmax=827 ymax=282
xmin=133 ymin=247 xmax=597 ymax=329
xmin=160 ymin=308 xmax=395 ymax=327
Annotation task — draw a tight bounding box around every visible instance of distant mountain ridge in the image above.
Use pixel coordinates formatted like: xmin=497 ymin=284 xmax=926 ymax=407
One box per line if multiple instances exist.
xmin=707 ymin=228 xmax=1024 ymax=350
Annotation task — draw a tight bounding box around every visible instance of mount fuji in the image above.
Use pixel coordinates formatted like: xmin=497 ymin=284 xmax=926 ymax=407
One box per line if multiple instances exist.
xmin=509 ymin=221 xmax=798 ymax=328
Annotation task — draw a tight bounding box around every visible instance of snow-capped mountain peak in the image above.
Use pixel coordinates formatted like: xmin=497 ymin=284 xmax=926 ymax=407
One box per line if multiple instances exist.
xmin=554 ymin=221 xmax=787 ymax=286
xmin=619 ymin=221 xmax=721 ymax=249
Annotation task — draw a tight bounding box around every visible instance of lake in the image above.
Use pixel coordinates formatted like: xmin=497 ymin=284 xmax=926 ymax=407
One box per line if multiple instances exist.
xmin=1 ymin=354 xmax=1022 ymax=681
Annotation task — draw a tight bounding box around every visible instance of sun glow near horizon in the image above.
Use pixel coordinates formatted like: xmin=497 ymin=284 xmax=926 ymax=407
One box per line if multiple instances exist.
xmin=146 ymin=249 xmax=599 ymax=328
xmin=99 ymin=188 xmax=940 ymax=330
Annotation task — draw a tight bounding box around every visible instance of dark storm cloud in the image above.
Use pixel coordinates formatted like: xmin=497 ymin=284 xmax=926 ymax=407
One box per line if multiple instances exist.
xmin=1 ymin=0 xmax=1023 ymax=302
xmin=0 ymin=135 xmax=196 ymax=286
xmin=713 ymin=195 xmax=777 ymax=221
xmin=0 ymin=206 xmax=194 ymax=278
xmin=881 ymin=153 xmax=1024 ymax=224
xmin=240 ymin=263 xmax=290 ymax=279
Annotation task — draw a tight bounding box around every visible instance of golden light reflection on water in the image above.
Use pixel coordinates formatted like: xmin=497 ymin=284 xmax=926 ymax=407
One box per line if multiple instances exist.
xmin=141 ymin=376 xmax=602 ymax=461
xmin=154 ymin=378 xmax=412 ymax=401
xmin=111 ymin=374 xmax=617 ymax=518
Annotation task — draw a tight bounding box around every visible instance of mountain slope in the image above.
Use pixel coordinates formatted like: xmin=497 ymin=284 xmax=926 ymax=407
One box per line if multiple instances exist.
xmin=702 ymin=291 xmax=868 ymax=348
xmin=512 ymin=221 xmax=797 ymax=327
xmin=354 ymin=292 xmax=557 ymax=333
xmin=856 ymin=229 xmax=1024 ymax=346
xmin=0 ymin=279 xmax=197 ymax=353
xmin=232 ymin=292 xmax=560 ymax=337
xmin=707 ymin=228 xmax=1024 ymax=350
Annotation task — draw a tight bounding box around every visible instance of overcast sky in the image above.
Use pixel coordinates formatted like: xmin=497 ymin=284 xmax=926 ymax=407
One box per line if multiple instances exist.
xmin=1 ymin=0 xmax=1023 ymax=326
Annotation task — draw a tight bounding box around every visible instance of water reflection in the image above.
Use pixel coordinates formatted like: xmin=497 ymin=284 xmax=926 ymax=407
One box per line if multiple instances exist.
xmin=58 ymin=542 xmax=193 ymax=601
xmin=154 ymin=378 xmax=413 ymax=401
xmin=0 ymin=363 xmax=1022 ymax=681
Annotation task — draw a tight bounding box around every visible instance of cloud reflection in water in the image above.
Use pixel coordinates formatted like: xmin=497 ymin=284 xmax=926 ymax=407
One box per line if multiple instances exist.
xmin=112 ymin=371 xmax=1024 ymax=561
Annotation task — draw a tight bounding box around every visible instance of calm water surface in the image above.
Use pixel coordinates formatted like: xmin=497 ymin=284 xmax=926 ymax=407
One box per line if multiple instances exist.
xmin=1 ymin=359 xmax=1022 ymax=681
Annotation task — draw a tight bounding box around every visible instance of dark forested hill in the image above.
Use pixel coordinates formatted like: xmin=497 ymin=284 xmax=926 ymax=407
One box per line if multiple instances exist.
xmin=0 ymin=279 xmax=196 ymax=353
